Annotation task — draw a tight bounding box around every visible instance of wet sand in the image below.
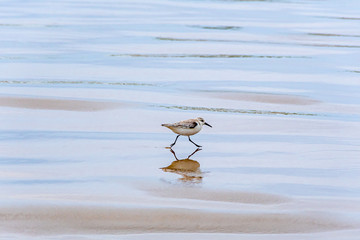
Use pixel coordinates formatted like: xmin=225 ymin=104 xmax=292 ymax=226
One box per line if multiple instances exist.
xmin=0 ymin=205 xmax=355 ymax=235
xmin=1 ymin=89 xmax=359 ymax=239
xmin=1 ymin=86 xmax=360 ymax=239
xmin=203 ymin=92 xmax=320 ymax=105
xmin=143 ymin=186 xmax=290 ymax=204
xmin=0 ymin=96 xmax=124 ymax=111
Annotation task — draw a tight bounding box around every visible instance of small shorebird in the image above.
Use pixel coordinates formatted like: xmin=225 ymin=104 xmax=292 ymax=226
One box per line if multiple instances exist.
xmin=161 ymin=117 xmax=212 ymax=148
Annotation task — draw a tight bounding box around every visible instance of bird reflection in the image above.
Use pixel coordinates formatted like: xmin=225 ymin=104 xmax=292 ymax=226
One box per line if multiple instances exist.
xmin=161 ymin=148 xmax=203 ymax=184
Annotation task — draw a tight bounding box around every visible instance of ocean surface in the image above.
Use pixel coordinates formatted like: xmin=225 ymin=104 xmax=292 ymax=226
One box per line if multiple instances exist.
xmin=1 ymin=0 xmax=360 ymax=239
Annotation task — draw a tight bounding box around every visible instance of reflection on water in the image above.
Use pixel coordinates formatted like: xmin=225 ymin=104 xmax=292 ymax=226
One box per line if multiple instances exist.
xmin=161 ymin=148 xmax=203 ymax=184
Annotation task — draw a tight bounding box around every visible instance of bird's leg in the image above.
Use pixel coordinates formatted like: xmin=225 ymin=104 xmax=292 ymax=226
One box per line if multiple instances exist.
xmin=170 ymin=135 xmax=180 ymax=147
xmin=170 ymin=148 xmax=179 ymax=160
xmin=188 ymin=136 xmax=202 ymax=148
xmin=187 ymin=147 xmax=202 ymax=159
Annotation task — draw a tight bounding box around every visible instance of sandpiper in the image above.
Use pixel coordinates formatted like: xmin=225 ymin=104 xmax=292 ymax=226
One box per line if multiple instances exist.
xmin=161 ymin=117 xmax=212 ymax=148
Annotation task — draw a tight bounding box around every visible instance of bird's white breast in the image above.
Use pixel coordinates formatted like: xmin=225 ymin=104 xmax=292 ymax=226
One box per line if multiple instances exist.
xmin=170 ymin=122 xmax=202 ymax=136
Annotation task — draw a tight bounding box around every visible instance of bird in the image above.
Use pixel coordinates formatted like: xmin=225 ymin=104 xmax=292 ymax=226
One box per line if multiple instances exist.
xmin=161 ymin=117 xmax=212 ymax=148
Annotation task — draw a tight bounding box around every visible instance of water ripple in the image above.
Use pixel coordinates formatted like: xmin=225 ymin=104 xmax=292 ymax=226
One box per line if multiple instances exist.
xmin=0 ymin=80 xmax=154 ymax=86
xmin=112 ymin=54 xmax=306 ymax=59
xmin=157 ymin=104 xmax=319 ymax=117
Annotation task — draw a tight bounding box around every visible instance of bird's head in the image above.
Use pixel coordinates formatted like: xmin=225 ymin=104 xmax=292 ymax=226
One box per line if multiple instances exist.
xmin=197 ymin=117 xmax=212 ymax=128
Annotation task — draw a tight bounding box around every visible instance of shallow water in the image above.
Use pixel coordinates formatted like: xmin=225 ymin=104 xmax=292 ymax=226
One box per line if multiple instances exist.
xmin=1 ymin=0 xmax=360 ymax=239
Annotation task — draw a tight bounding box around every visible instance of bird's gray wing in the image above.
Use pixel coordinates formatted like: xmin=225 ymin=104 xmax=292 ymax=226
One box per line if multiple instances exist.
xmin=174 ymin=120 xmax=197 ymax=129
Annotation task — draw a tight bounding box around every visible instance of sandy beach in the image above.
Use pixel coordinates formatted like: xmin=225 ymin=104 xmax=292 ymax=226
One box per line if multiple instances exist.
xmin=0 ymin=204 xmax=355 ymax=235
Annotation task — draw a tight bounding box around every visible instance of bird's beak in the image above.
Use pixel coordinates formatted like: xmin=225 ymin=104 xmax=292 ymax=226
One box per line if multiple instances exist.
xmin=204 ymin=122 xmax=212 ymax=128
